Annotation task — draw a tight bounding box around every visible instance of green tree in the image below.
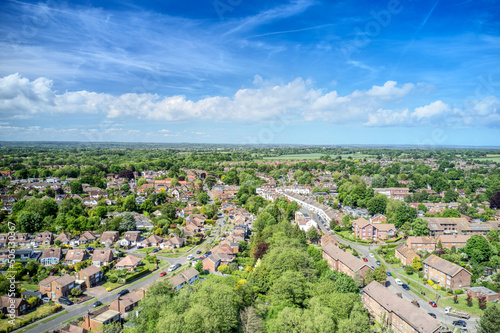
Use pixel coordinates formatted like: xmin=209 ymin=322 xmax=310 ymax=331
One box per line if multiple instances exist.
xmin=477 ymin=303 xmax=500 ymax=333
xmin=411 ymin=257 xmax=422 ymax=271
xmin=487 ymin=229 xmax=499 ymax=243
xmin=70 ymin=181 xmax=83 ymax=194
xmin=240 ymin=306 xmax=263 ymax=333
xmin=367 ymin=195 xmax=388 ymax=215
xmin=411 ymin=218 xmax=429 ymax=236
xmin=123 ymin=196 xmax=137 ymax=212
xmin=17 ymin=211 xmax=44 ymax=233
xmin=197 ymin=192 xmax=210 ymax=205
xmin=119 ymin=212 xmax=136 ymax=231
xmin=195 ymin=260 xmax=203 ymax=273
xmin=306 ymin=227 xmax=319 ymax=242
xmin=465 ymin=235 xmax=491 ymax=262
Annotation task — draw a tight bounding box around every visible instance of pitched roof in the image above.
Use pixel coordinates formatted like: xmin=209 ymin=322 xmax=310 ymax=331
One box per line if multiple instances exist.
xmin=52 ymin=274 xmax=75 ymax=287
xmin=407 ymin=236 xmax=435 ymax=244
xmin=181 ymin=267 xmax=199 ymax=281
xmin=437 ymin=234 xmax=471 ymax=243
xmin=65 ymin=249 xmax=87 ymax=261
xmin=41 ymin=247 xmax=62 ymax=259
xmin=92 ymin=250 xmax=113 ymax=262
xmin=395 ymin=243 xmax=419 ymax=259
xmin=322 ymin=242 xmax=369 ymax=272
xmin=168 ymin=274 xmax=187 ymax=288
xmin=116 ymin=255 xmax=141 ymax=267
xmin=363 ymin=281 xmax=441 ymax=333
xmin=423 ymin=255 xmax=471 ymax=277
xmin=352 ymin=218 xmax=370 ymax=228
xmin=79 ymin=265 xmax=101 ymax=276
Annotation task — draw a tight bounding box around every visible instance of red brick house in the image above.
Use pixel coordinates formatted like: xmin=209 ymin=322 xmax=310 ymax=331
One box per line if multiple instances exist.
xmin=322 ymin=242 xmax=372 ymax=279
xmin=395 ymin=244 xmax=420 ymax=266
xmin=423 ymin=255 xmax=471 ymax=290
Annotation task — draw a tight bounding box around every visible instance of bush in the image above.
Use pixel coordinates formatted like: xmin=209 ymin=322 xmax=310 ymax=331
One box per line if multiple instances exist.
xmin=427 ymin=280 xmax=434 ymax=286
xmin=455 ymin=289 xmax=464 ymax=295
xmin=108 ymin=275 xmax=118 ymax=283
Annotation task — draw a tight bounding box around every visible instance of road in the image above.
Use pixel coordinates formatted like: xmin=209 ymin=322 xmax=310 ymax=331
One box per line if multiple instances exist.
xmin=19 ymin=213 xmax=228 ymax=333
xmin=309 ymin=208 xmax=478 ymax=333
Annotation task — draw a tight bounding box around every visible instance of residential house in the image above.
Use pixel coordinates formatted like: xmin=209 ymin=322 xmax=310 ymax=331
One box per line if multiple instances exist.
xmin=40 ymin=248 xmax=63 ymax=266
xmin=82 ymin=308 xmax=121 ymax=331
xmin=211 ymin=240 xmax=239 ymax=256
xmin=0 ymin=233 xmax=30 ymax=247
xmin=423 ymin=255 xmax=471 ymax=290
xmin=0 ymin=295 xmax=28 ymax=316
xmin=110 ymin=292 xmax=142 ymax=314
xmin=138 ymin=234 xmax=163 ymax=248
xmin=115 ymin=255 xmax=142 ymax=271
xmin=55 ymin=232 xmax=72 ymax=245
xmin=92 ymin=250 xmax=114 ymax=267
xmin=436 ymin=235 xmax=471 ymax=250
xmin=394 ymin=244 xmax=420 ymax=266
xmin=119 ymin=231 xmax=142 ymax=248
xmin=168 ymin=274 xmax=187 ymax=291
xmin=322 ymin=242 xmax=372 ymax=279
xmin=362 ymin=281 xmax=441 ymax=333
xmin=39 ymin=274 xmax=76 ymax=299
xmin=21 ymin=290 xmax=43 ymax=301
xmin=466 ymin=286 xmax=499 ymax=302
xmin=406 ymin=236 xmax=436 ymax=252
xmin=202 ymin=253 xmax=235 ymax=272
xmin=77 ymin=265 xmax=104 ymax=289
xmin=100 ymin=231 xmax=119 ymax=247
xmin=352 ymin=218 xmax=396 ymax=241
xmin=169 ymin=267 xmax=200 ymax=291
xmin=59 ymin=324 xmax=88 ymax=333
xmin=33 ymin=231 xmax=54 ymax=246
xmin=370 ymin=214 xmax=387 ymax=224
xmin=65 ymin=249 xmax=88 ymax=265
xmin=71 ymin=231 xmax=98 ymax=246
xmin=160 ymin=236 xmax=186 ymax=250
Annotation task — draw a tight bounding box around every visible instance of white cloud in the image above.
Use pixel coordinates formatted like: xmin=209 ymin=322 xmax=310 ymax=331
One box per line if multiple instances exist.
xmin=412 ymin=100 xmax=450 ymax=120
xmin=1 ymin=74 xmax=499 ymax=128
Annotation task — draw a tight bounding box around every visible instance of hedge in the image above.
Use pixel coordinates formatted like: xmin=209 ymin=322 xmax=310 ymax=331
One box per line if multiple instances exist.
xmin=124 ymin=269 xmax=151 ymax=283
xmin=385 ymin=236 xmax=402 ymax=243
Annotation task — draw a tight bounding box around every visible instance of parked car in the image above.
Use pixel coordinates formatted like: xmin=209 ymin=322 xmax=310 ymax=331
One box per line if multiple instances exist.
xmin=93 ymin=301 xmax=102 ymax=308
xmin=386 ymin=272 xmax=392 ymax=276
xmin=376 ymin=261 xmax=381 ymax=266
xmin=117 ymin=289 xmax=129 ymax=297
xmin=42 ymin=297 xmax=51 ymax=303
xmin=159 ymin=271 xmax=167 ymax=277
xmin=453 ymin=320 xmax=467 ymax=328
xmin=187 ymin=254 xmax=194 ymax=260
xmin=394 ymin=278 xmax=403 ymax=285
xmin=363 ymin=258 xmax=368 ymax=262
xmin=152 ymin=248 xmax=159 ymax=253
xmin=196 ymin=250 xmax=201 ymax=254
xmin=58 ymin=297 xmax=73 ymax=306
xmin=167 ymin=265 xmax=176 ymax=272
xmin=402 ymin=284 xmax=410 ymax=290
xmin=137 ymin=246 xmax=143 ymax=249
xmin=87 ymin=247 xmax=94 ymax=252
xmin=429 ymin=301 xmax=437 ymax=307
xmin=428 ymin=313 xmax=437 ymax=319
xmin=370 ymin=266 xmax=375 ymax=269
xmin=369 ymin=253 xmax=374 ymax=258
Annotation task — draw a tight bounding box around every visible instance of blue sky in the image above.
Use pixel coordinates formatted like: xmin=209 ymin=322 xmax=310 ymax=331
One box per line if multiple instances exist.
xmin=0 ymin=0 xmax=499 ymax=146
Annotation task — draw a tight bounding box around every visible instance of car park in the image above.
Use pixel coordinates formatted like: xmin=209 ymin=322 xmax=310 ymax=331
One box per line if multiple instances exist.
xmin=394 ymin=278 xmax=403 ymax=285
xmin=428 ymin=313 xmax=436 ymax=319
xmin=93 ymin=301 xmax=102 ymax=308
xmin=429 ymin=301 xmax=437 ymax=307
xmin=117 ymin=289 xmax=129 ymax=297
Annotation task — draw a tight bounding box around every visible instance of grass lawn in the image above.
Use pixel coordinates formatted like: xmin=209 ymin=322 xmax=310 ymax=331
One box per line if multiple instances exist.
xmin=336 ymin=231 xmax=372 ymax=244
xmin=20 ymin=281 xmax=39 ymax=291
xmin=101 ymin=281 xmax=123 ymax=290
xmin=474 ymin=154 xmax=500 ymax=163
xmin=437 ymin=294 xmax=493 ymax=317
xmin=0 ymin=304 xmax=57 ymax=331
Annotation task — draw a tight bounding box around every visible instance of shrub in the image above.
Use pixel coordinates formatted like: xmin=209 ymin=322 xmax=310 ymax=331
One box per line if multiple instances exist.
xmin=108 ymin=275 xmax=118 ymax=283
xmin=455 ymin=289 xmax=464 ymax=295
xmin=428 ymin=280 xmax=434 ymax=286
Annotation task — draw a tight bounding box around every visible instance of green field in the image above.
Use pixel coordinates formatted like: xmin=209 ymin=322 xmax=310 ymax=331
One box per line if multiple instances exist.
xmin=262 ymin=153 xmax=372 ymax=161
xmin=474 ymin=154 xmax=500 ymax=163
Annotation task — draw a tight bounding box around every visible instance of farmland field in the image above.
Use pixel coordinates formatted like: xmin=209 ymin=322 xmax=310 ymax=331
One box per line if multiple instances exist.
xmin=262 ymin=153 xmax=373 ymax=160
xmin=474 ymin=154 xmax=500 ymax=163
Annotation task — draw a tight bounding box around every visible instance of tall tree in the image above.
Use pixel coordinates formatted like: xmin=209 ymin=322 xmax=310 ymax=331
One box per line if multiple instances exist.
xmin=477 ymin=303 xmax=500 ymax=333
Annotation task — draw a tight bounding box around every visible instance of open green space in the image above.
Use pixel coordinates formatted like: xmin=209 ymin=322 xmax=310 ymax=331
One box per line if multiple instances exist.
xmin=20 ymin=281 xmax=39 ymax=291
xmin=437 ymin=294 xmax=494 ymax=317
xmin=474 ymin=154 xmax=500 ymax=163
xmin=262 ymin=153 xmax=373 ymax=160
xmin=0 ymin=304 xmax=61 ymax=331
